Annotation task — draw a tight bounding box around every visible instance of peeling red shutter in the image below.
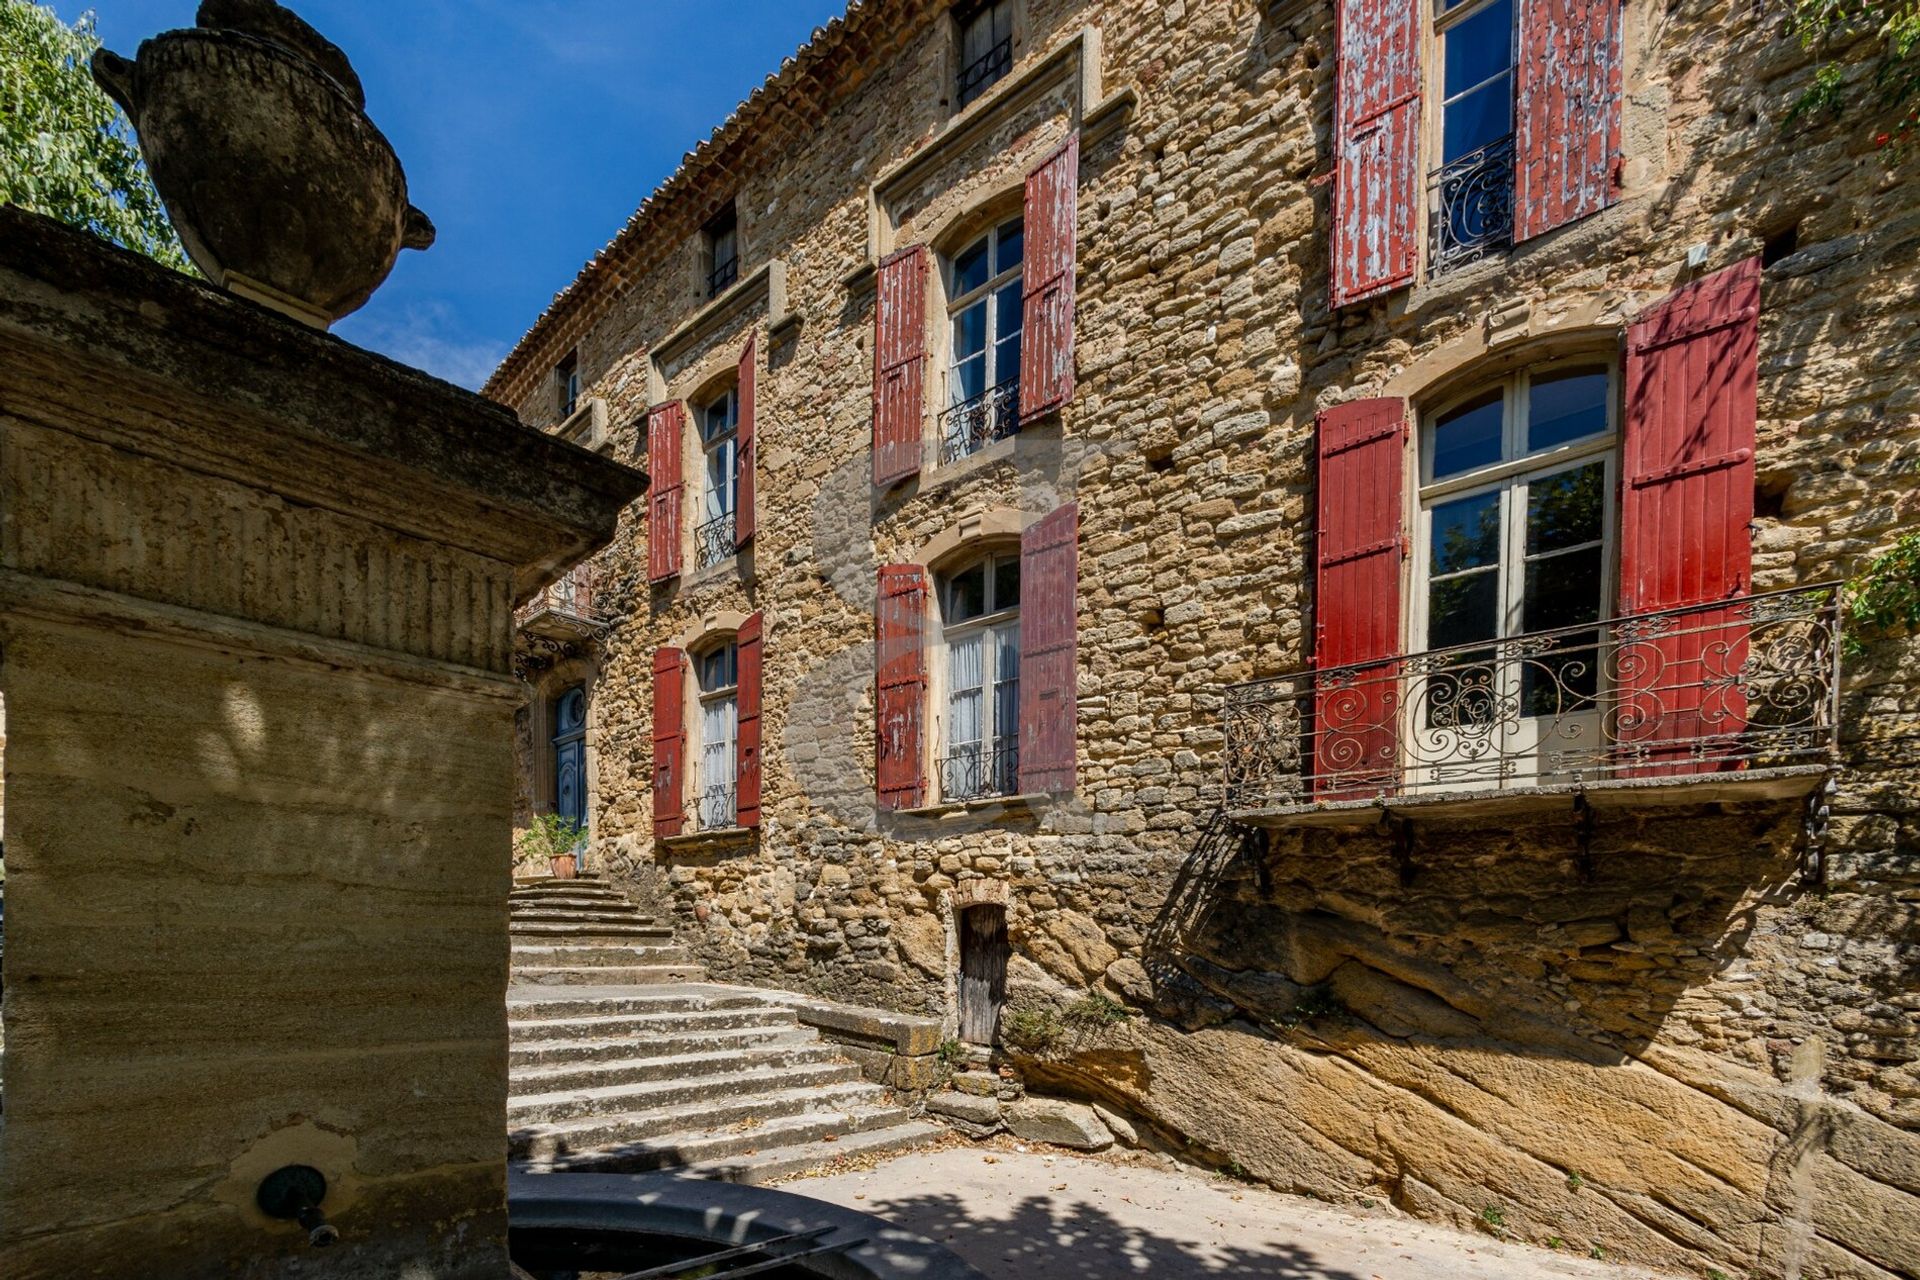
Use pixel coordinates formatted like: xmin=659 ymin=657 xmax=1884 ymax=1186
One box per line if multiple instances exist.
xmin=735 ymin=333 xmax=757 ymax=546
xmin=1515 ymin=0 xmax=1623 ymax=241
xmin=873 ymin=245 xmax=928 ymax=488
xmin=1019 ymin=133 xmax=1080 ymax=423
xmin=1620 ymin=258 xmax=1761 ymax=770
xmin=875 ymin=564 xmax=929 ymax=811
xmin=647 ymin=401 xmax=685 ymax=582
xmin=736 ymin=611 xmax=763 ymax=828
xmin=1331 ymin=0 xmax=1420 ymax=308
xmin=1018 ymin=502 xmax=1079 ymax=795
xmin=651 ymin=646 xmax=687 ymax=837
xmin=1313 ymin=398 xmax=1407 ymax=797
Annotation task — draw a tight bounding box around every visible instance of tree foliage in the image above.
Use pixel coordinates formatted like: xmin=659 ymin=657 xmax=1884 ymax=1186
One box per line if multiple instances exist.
xmin=1788 ymin=0 xmax=1920 ymax=151
xmin=0 ymin=3 xmax=193 ymax=271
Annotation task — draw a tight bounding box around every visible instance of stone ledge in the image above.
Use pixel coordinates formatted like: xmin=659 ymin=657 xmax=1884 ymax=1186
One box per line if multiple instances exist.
xmin=657 ymin=827 xmax=757 ymax=854
xmin=758 ymin=992 xmax=945 ymax=1058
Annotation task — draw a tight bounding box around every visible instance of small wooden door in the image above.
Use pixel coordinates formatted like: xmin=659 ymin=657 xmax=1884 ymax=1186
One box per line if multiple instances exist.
xmin=958 ymin=905 xmax=1008 ymax=1046
xmin=553 ymin=686 xmax=587 ymax=832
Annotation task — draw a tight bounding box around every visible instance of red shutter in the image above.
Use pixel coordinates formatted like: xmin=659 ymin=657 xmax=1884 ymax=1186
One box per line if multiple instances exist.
xmin=1331 ymin=0 xmax=1421 ymax=308
xmin=735 ymin=333 xmax=757 ymax=546
xmin=1019 ymin=133 xmax=1080 ymax=424
xmin=647 ymin=402 xmax=685 ymax=582
xmin=651 ymin=646 xmax=687 ymax=837
xmin=1018 ymin=502 xmax=1079 ymax=795
xmin=873 ymin=245 xmax=928 ymax=488
xmin=1313 ymin=397 xmax=1407 ymax=797
xmin=736 ymin=612 xmax=763 ymax=828
xmin=1515 ymin=0 xmax=1623 ymax=242
xmin=1619 ymin=258 xmax=1761 ymax=770
xmin=875 ymin=564 xmax=928 ymax=811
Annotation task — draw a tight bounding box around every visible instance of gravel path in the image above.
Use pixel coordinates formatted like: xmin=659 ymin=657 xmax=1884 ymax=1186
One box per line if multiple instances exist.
xmin=791 ymin=1145 xmax=1678 ymax=1280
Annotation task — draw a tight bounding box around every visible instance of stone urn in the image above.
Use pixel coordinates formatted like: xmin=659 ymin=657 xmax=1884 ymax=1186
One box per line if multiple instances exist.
xmin=91 ymin=0 xmax=434 ymax=327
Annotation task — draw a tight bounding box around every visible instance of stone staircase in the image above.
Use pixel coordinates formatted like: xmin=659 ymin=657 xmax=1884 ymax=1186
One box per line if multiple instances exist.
xmin=506 ymin=877 xmax=940 ymax=1182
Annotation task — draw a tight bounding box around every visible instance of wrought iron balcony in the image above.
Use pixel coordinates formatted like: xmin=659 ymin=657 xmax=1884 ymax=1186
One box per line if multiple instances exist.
xmin=1221 ymin=585 xmax=1842 ymax=824
xmin=516 ymin=564 xmax=609 ymax=639
xmin=706 ymin=253 xmax=739 ymax=298
xmin=939 ymin=741 xmax=1021 ymax=803
xmin=1428 ymin=133 xmax=1515 ymax=277
xmin=938 ymin=378 xmax=1021 ymax=466
xmin=956 ymin=35 xmax=1013 ymax=108
xmin=695 ymin=509 xmax=736 ymax=570
xmin=695 ymin=783 xmax=738 ymax=832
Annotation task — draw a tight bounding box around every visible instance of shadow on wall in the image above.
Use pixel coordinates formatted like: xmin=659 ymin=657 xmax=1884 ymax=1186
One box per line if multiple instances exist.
xmin=853 ymin=1189 xmax=1366 ymax=1280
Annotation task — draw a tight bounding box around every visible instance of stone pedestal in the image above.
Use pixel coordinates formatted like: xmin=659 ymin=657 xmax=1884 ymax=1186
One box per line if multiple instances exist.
xmin=0 ymin=208 xmax=645 ymax=1278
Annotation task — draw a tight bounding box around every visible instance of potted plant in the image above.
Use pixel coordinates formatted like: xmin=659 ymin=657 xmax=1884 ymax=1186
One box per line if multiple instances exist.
xmin=518 ymin=813 xmax=586 ymax=880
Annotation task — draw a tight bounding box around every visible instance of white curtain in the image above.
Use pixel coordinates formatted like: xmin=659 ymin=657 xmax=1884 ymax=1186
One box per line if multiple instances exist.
xmin=700 ymin=694 xmax=737 ymax=827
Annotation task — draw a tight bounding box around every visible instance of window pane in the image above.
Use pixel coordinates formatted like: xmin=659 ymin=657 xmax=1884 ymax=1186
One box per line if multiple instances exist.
xmin=995 ymin=280 xmax=1024 ymax=338
xmin=946 ymin=562 xmax=987 ymax=622
xmin=992 ymin=556 xmax=1021 ymax=612
xmin=705 ymin=440 xmax=735 ymax=518
xmin=699 ymin=644 xmax=737 ymax=692
xmin=953 ymin=236 xmax=991 ymax=296
xmin=1526 ymin=461 xmax=1604 ymax=555
xmin=996 ymin=218 xmax=1024 ymax=275
xmin=953 ymin=300 xmax=987 ymax=358
xmin=1428 ymin=567 xmax=1499 ymax=650
xmin=1444 ymin=0 xmax=1514 ymax=97
xmin=1430 ymin=489 xmax=1502 ymax=575
xmin=701 ymin=392 xmax=734 ymax=442
xmin=992 ymin=623 xmax=1020 ymax=744
xmin=1443 ymin=75 xmax=1513 ymax=162
xmin=949 ymin=631 xmax=984 ymax=748
xmin=1430 ymin=390 xmax=1504 ymax=478
xmin=1523 ymin=544 xmax=1604 ymax=635
xmin=1527 ymin=369 xmax=1609 ymax=453
xmin=953 ymin=352 xmax=986 ymax=403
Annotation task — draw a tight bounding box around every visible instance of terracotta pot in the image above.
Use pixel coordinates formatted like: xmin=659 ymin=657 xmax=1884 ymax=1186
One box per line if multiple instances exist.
xmin=548 ymin=854 xmax=578 ymax=881
xmin=91 ymin=1 xmax=433 ymax=327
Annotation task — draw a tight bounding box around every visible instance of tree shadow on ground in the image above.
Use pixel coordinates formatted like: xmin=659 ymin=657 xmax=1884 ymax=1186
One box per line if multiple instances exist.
xmin=850 ymin=1188 xmax=1367 ymax=1280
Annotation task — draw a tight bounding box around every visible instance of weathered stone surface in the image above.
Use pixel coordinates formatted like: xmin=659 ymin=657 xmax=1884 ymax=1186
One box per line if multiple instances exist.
xmin=930 ymin=1090 xmax=1005 ymax=1129
xmin=1006 ymin=1098 xmax=1114 ymax=1152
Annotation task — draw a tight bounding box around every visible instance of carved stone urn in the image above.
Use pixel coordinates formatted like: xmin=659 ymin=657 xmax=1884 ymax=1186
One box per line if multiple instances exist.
xmin=91 ymin=0 xmax=434 ymax=328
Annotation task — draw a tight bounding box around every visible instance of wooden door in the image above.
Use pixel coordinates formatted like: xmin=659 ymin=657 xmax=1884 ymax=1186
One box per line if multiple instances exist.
xmin=958 ymin=905 xmax=1008 ymax=1046
xmin=553 ymin=685 xmax=587 ymax=832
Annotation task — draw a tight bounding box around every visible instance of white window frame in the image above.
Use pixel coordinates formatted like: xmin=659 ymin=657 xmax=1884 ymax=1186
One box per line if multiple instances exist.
xmin=1407 ymin=358 xmax=1619 ymax=790
xmin=934 ymin=551 xmax=1022 ymax=802
xmin=694 ymin=640 xmax=739 ymax=830
xmin=941 ymin=217 xmax=1025 ymax=463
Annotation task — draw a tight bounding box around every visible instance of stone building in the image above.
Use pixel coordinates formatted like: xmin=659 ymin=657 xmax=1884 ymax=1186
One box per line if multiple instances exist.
xmin=488 ymin=0 xmax=1920 ymax=1274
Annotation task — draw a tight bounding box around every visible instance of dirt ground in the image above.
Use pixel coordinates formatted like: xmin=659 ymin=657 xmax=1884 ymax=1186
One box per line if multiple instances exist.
xmin=789 ymin=1143 xmax=1679 ymax=1280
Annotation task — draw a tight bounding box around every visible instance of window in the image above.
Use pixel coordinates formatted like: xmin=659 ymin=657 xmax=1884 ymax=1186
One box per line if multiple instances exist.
xmin=955 ymin=1 xmax=1015 ymax=108
xmin=939 ymin=552 xmax=1021 ymax=800
xmin=696 ymin=387 xmax=738 ymax=569
xmin=1429 ymin=0 xmax=1516 ymax=275
xmin=704 ymin=204 xmax=739 ymax=298
xmin=1415 ymin=363 xmax=1614 ymax=743
xmin=556 ymin=350 xmax=580 ymax=421
xmin=695 ymin=641 xmax=739 ymax=830
xmin=940 ymin=216 xmax=1024 ymax=465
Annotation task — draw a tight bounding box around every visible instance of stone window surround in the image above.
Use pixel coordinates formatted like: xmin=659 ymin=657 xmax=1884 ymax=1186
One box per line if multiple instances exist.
xmin=657 ymin=609 xmax=756 ymax=849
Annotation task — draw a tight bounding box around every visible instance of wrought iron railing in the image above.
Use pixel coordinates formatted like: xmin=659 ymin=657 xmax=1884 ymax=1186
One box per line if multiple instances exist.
xmin=938 ymin=378 xmax=1021 ymax=466
xmin=939 ymin=741 xmax=1020 ymax=803
xmin=1428 ymin=133 xmax=1515 ymax=276
xmin=516 ymin=564 xmax=602 ymax=625
xmin=957 ymin=35 xmax=1013 ymax=108
xmin=707 ymin=253 xmax=739 ymax=298
xmin=695 ymin=509 xmax=736 ymax=569
xmin=695 ymin=784 xmax=738 ymax=832
xmin=1222 ymin=585 xmax=1842 ymax=812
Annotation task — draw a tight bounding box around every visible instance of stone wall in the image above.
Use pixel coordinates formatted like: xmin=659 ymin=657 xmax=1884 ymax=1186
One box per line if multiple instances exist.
xmin=496 ymin=1 xmax=1920 ymax=1275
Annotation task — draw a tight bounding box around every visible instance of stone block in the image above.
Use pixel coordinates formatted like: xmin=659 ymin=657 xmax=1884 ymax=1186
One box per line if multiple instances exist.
xmin=1005 ymin=1098 xmax=1113 ymax=1151
xmin=929 ymin=1090 xmax=1004 ymax=1128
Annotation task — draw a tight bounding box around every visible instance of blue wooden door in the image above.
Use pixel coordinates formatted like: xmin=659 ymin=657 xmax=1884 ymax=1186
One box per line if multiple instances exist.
xmin=553 ymin=686 xmax=587 ymax=832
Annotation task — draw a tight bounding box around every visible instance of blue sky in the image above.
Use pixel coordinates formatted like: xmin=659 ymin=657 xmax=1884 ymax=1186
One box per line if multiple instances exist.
xmin=57 ymin=1 xmax=849 ymax=389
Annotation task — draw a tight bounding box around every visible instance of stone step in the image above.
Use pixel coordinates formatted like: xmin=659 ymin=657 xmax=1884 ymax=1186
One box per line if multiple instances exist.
xmin=509 ymin=921 xmax=670 ymax=939
xmin=511 ymin=873 xmax=607 ymax=887
xmin=508 ymin=1080 xmax=902 ymax=1161
xmin=505 ymin=987 xmax=767 ymax=1020
xmin=510 ymin=944 xmax=690 ymax=968
xmin=509 ymin=908 xmax=652 ymax=926
xmin=509 ymin=1023 xmax=810 ymax=1068
xmin=510 ymin=1041 xmax=844 ymax=1095
xmin=520 ymin=1114 xmax=943 ymax=1183
xmin=512 ymin=963 xmax=706 ymax=987
xmin=508 ymin=1066 xmax=872 ymax=1129
xmin=509 ymin=889 xmax=645 ymax=906
xmin=508 ymin=1006 xmax=796 ymax=1045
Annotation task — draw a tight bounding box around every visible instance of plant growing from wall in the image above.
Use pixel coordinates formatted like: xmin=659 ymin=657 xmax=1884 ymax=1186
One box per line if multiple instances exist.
xmin=1000 ymin=1006 xmax=1063 ymax=1054
xmin=1842 ymin=530 xmax=1920 ymax=656
xmin=1786 ymin=1 xmax=1920 ymax=151
xmin=517 ymin=813 xmax=585 ymax=863
xmin=1063 ymin=992 xmax=1131 ymax=1030
xmin=0 ymin=5 xmax=193 ymax=270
